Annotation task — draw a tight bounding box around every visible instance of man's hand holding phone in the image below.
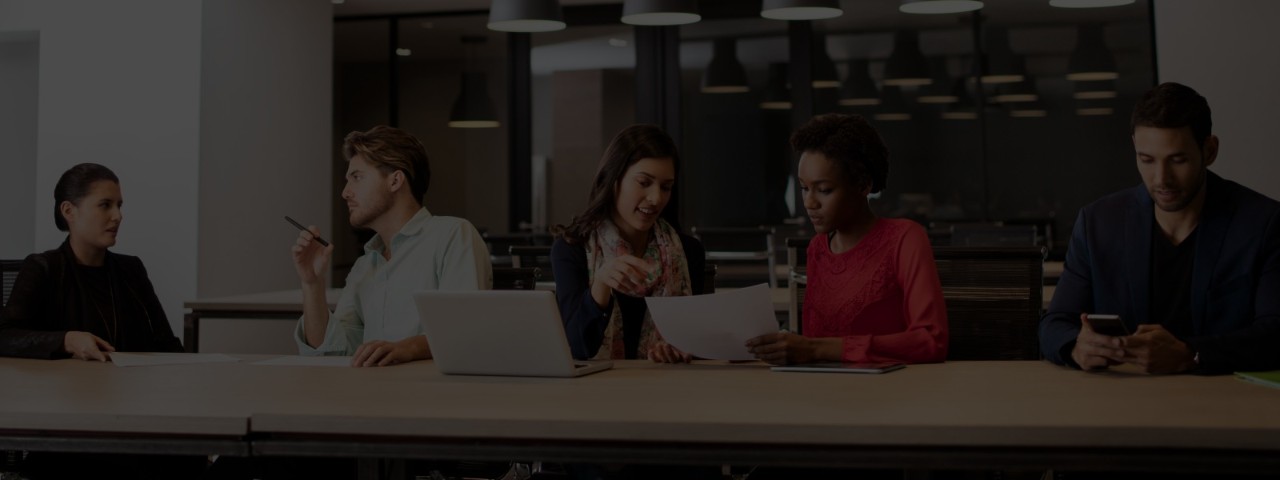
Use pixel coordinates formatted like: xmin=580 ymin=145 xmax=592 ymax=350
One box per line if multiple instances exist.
xmin=1071 ymin=313 xmax=1126 ymax=370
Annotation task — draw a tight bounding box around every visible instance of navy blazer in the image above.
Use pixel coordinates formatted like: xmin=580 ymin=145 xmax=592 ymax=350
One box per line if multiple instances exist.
xmin=1040 ymin=172 xmax=1280 ymax=373
xmin=551 ymin=234 xmax=705 ymax=360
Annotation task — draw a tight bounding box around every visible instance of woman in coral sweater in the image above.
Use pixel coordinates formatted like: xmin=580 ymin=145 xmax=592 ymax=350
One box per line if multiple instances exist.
xmin=747 ymin=113 xmax=948 ymax=365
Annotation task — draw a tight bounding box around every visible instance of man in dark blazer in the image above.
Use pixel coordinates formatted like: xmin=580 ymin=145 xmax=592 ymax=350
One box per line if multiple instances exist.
xmin=1040 ymin=82 xmax=1280 ymax=374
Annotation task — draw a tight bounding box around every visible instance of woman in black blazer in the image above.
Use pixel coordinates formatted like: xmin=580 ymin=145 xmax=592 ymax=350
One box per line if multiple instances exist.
xmin=0 ymin=163 xmax=183 ymax=360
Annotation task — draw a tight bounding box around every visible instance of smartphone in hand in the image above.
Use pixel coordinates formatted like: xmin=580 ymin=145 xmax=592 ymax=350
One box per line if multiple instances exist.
xmin=1085 ymin=314 xmax=1129 ymax=336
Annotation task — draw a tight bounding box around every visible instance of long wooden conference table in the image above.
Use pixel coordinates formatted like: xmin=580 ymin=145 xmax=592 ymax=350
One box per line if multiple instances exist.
xmin=2 ymin=355 xmax=1278 ymax=477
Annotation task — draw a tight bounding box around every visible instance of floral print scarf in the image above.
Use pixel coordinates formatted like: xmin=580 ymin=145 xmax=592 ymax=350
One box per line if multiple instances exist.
xmin=585 ymin=218 xmax=692 ymax=359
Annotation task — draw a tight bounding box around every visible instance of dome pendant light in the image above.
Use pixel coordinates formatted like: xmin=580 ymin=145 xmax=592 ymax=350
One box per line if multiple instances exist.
xmin=1066 ymin=25 xmax=1118 ymax=81
xmin=874 ymin=86 xmax=912 ymax=122
xmin=917 ymin=57 xmax=959 ymax=104
xmin=1050 ymin=0 xmax=1135 ymax=8
xmin=449 ymin=73 xmax=501 ymax=128
xmin=900 ymin=0 xmax=984 ymax=14
xmin=980 ymin=26 xmax=1026 ymax=85
xmin=702 ymin=38 xmax=749 ymax=94
xmin=839 ymin=59 xmax=881 ymax=107
xmin=813 ymin=34 xmax=840 ymax=89
xmin=942 ymin=81 xmax=979 ymax=120
xmin=884 ymin=31 xmax=933 ymax=87
xmin=487 ymin=0 xmax=566 ymax=33
xmin=622 ymin=0 xmax=701 ymax=26
xmin=449 ymin=36 xmax=500 ymax=129
xmin=1074 ymin=79 xmax=1117 ymax=99
xmin=761 ymin=0 xmax=843 ymax=21
xmin=760 ymin=63 xmax=792 ymax=110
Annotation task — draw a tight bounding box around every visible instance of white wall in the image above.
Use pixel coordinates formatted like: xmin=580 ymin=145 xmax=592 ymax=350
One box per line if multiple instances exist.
xmin=198 ymin=0 xmax=333 ymax=298
xmin=0 ymin=34 xmax=38 ymax=259
xmin=0 ymin=0 xmax=334 ymax=345
xmin=0 ymin=0 xmax=204 ymax=335
xmin=1155 ymin=0 xmax=1280 ymax=201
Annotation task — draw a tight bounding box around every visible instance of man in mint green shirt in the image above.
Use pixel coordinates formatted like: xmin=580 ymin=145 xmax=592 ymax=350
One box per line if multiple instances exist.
xmin=291 ymin=126 xmax=491 ymax=366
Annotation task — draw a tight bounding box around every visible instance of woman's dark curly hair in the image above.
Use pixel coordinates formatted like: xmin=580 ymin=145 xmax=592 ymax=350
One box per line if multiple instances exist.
xmin=789 ymin=113 xmax=889 ymax=194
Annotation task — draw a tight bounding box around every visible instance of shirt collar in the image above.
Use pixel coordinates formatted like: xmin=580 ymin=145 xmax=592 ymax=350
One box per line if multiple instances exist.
xmin=363 ymin=207 xmax=433 ymax=255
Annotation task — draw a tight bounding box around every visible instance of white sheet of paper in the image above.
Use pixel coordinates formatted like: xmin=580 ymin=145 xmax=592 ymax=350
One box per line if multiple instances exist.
xmin=110 ymin=352 xmax=240 ymax=367
xmin=251 ymin=356 xmax=354 ymax=367
xmin=645 ymin=283 xmax=779 ymax=361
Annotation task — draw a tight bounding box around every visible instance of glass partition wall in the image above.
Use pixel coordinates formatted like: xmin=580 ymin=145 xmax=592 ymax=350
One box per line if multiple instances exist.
xmin=333 ymin=0 xmax=1154 ymax=266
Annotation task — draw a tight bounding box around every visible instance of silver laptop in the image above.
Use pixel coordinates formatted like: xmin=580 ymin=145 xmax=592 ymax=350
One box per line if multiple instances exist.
xmin=413 ymin=290 xmax=613 ymax=377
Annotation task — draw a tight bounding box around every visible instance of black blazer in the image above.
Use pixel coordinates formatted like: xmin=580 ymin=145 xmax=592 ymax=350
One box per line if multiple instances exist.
xmin=1040 ymin=172 xmax=1280 ymax=373
xmin=0 ymin=239 xmax=184 ymax=358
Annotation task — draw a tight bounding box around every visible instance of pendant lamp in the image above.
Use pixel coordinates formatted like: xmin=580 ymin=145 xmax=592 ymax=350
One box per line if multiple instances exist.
xmin=884 ymin=31 xmax=932 ymax=87
xmin=702 ymin=38 xmax=749 ymax=93
xmin=760 ymin=63 xmax=792 ymax=110
xmin=488 ymin=0 xmax=566 ymax=32
xmin=1066 ymin=25 xmax=1118 ymax=81
xmin=900 ymin=0 xmax=984 ymax=14
xmin=622 ymin=0 xmax=701 ymax=26
xmin=980 ymin=26 xmax=1026 ymax=84
xmin=839 ymin=59 xmax=881 ymax=107
xmin=761 ymin=0 xmax=843 ymax=21
xmin=449 ymin=36 xmax=500 ymax=128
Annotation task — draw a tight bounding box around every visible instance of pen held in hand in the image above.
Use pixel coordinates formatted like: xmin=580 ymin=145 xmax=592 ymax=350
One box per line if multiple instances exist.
xmin=284 ymin=215 xmax=330 ymax=247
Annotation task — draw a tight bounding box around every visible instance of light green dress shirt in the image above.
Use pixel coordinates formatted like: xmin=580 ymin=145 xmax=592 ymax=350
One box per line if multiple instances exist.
xmin=295 ymin=208 xmax=492 ymax=355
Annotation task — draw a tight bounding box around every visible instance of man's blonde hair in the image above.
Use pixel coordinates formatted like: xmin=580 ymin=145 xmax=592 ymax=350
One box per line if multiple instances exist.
xmin=342 ymin=125 xmax=431 ymax=203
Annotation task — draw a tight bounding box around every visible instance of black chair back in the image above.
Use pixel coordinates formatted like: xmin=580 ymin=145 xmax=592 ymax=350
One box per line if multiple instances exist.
xmin=492 ymin=267 xmax=541 ymax=291
xmin=950 ymin=224 xmax=1038 ymax=247
xmin=702 ymin=263 xmax=717 ymax=294
xmin=509 ymin=245 xmax=554 ymax=282
xmin=933 ymin=247 xmax=1045 ymax=360
xmin=2 ymin=260 xmax=23 ymax=307
xmin=784 ymin=237 xmax=811 ymax=333
xmin=692 ymin=226 xmax=778 ymax=288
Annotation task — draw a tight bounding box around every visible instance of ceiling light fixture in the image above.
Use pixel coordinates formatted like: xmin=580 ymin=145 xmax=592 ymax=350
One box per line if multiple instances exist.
xmin=980 ymin=26 xmax=1026 ymax=84
xmin=991 ymin=79 xmax=1039 ymax=103
xmin=813 ymin=35 xmax=840 ymax=89
xmin=884 ymin=31 xmax=933 ymax=87
xmin=1050 ymin=0 xmax=1135 ymax=8
xmin=702 ymin=38 xmax=749 ymax=94
xmin=487 ymin=0 xmax=566 ymax=33
xmin=839 ymin=59 xmax=881 ymax=107
xmin=761 ymin=0 xmax=843 ymax=21
xmin=1074 ymin=79 xmax=1117 ymax=99
xmin=449 ymin=36 xmax=500 ymax=129
xmin=1067 ymin=24 xmax=1118 ymax=81
xmin=917 ymin=58 xmax=959 ymax=104
xmin=900 ymin=0 xmax=984 ymax=14
xmin=622 ymin=0 xmax=701 ymax=26
xmin=874 ymin=86 xmax=912 ymax=122
xmin=760 ymin=63 xmax=792 ymax=110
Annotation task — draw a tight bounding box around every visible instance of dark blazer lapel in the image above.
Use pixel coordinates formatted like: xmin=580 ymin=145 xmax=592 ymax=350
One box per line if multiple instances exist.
xmin=1191 ymin=172 xmax=1232 ymax=334
xmin=1126 ymin=185 xmax=1153 ymax=326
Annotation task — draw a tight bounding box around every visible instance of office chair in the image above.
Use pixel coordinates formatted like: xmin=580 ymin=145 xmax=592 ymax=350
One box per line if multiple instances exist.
xmin=509 ymin=246 xmax=554 ymax=282
xmin=1 ymin=259 xmax=23 ymax=307
xmin=491 ymin=267 xmax=540 ymax=291
xmin=949 ymin=224 xmax=1038 ymax=247
xmin=933 ymin=246 xmax=1046 ymax=360
xmin=702 ymin=263 xmax=717 ymax=295
xmin=784 ymin=238 xmax=810 ymax=334
xmin=692 ymin=226 xmax=778 ymax=288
